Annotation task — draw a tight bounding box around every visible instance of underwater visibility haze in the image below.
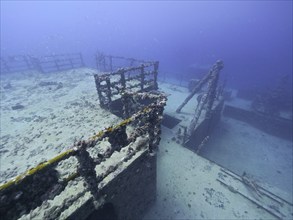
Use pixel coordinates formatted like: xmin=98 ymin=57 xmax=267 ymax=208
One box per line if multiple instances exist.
xmin=1 ymin=1 xmax=292 ymax=89
xmin=0 ymin=1 xmax=292 ymax=220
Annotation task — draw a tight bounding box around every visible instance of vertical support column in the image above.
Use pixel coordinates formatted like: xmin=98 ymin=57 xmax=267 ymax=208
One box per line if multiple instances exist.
xmin=105 ymin=77 xmax=112 ymax=108
xmin=120 ymin=69 xmax=126 ymax=90
xmin=182 ymin=126 xmax=188 ymax=145
xmin=187 ymin=60 xmax=224 ymax=138
xmin=108 ymin=125 xmax=129 ymax=152
xmin=205 ymin=60 xmax=223 ymax=119
xmin=154 ymin=104 xmax=164 ymax=148
xmin=148 ymin=108 xmax=156 ymax=153
xmin=147 ymin=103 xmax=165 ymax=153
xmin=187 ymin=93 xmax=208 ymax=137
xmin=140 ymin=64 xmax=145 ymax=91
xmin=153 ymin=61 xmax=159 ymax=90
xmin=103 ymin=56 xmax=106 ymax=71
xmin=94 ymin=74 xmax=106 ymax=108
xmin=96 ymin=54 xmax=100 ymax=70
xmin=216 ymin=79 xmax=226 ymax=101
xmin=109 ymin=56 xmax=113 ymax=71
xmin=76 ymin=142 xmax=99 ymax=201
xmin=122 ymin=92 xmax=131 ymax=119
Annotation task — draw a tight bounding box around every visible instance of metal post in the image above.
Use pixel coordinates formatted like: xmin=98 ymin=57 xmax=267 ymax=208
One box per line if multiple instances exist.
xmin=94 ymin=74 xmax=105 ymax=107
xmin=140 ymin=64 xmax=145 ymax=91
xmin=153 ymin=61 xmax=159 ymax=90
xmin=109 ymin=56 xmax=113 ymax=71
xmin=120 ymin=69 xmax=126 ymax=90
xmin=186 ymin=60 xmax=224 ymax=137
xmin=76 ymin=142 xmax=99 ymax=200
xmin=205 ymin=60 xmax=224 ymax=119
xmin=105 ymin=77 xmax=112 ymax=108
xmin=103 ymin=56 xmax=106 ymax=71
xmin=176 ymin=68 xmax=213 ymax=113
xmin=96 ymin=54 xmax=99 ymax=70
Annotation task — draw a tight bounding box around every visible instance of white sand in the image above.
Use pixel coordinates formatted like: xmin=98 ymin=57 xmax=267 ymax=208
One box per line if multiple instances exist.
xmin=201 ymin=116 xmax=293 ymax=196
xmin=0 ymin=68 xmax=119 ymax=183
xmin=143 ymin=127 xmax=275 ymax=219
xmin=0 ymin=71 xmax=292 ymax=219
xmin=143 ymin=81 xmax=293 ymax=219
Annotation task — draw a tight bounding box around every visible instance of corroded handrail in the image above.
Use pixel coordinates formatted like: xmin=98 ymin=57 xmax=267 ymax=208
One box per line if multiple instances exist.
xmin=0 ymin=90 xmax=166 ymax=220
xmin=94 ymin=62 xmax=159 ymax=109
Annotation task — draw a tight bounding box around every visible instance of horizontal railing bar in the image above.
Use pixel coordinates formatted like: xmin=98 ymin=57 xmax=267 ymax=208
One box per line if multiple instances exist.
xmin=0 ymin=92 xmax=166 ymax=192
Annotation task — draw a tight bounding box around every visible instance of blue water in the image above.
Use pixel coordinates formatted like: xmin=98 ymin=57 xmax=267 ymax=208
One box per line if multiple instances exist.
xmin=0 ymin=1 xmax=292 ymax=219
xmin=1 ymin=1 xmax=292 ymax=90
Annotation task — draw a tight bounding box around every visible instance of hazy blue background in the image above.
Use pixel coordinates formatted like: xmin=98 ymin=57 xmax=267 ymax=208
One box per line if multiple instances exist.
xmin=1 ymin=1 xmax=292 ymax=89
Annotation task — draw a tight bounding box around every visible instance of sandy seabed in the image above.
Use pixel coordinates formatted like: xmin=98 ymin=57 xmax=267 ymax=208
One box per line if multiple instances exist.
xmin=0 ymin=69 xmax=292 ymax=219
xmin=144 ymin=81 xmax=293 ymax=219
xmin=0 ymin=68 xmax=119 ymax=183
